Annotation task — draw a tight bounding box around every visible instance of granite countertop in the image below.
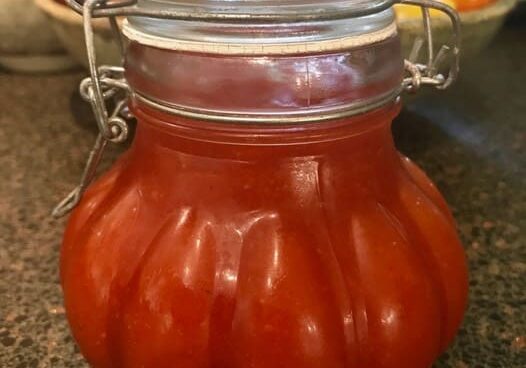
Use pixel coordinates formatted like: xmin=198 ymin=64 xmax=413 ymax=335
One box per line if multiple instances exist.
xmin=0 ymin=20 xmax=525 ymax=368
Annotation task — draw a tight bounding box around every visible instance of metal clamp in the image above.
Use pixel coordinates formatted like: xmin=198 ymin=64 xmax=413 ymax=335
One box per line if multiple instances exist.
xmin=53 ymin=0 xmax=132 ymax=218
xmin=395 ymin=0 xmax=461 ymax=92
xmin=51 ymin=68 xmax=130 ymax=218
xmin=55 ymin=0 xmax=461 ymax=217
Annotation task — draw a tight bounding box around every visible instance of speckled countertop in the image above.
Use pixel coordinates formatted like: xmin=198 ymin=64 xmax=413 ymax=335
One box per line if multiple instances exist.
xmin=0 ymin=20 xmax=525 ymax=368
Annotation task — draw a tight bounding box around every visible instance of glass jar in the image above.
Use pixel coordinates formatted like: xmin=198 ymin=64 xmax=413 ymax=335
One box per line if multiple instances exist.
xmin=57 ymin=1 xmax=468 ymax=367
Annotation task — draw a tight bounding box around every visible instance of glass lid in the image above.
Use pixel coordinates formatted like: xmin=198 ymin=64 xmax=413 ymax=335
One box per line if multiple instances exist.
xmin=127 ymin=0 xmax=396 ymax=46
xmin=133 ymin=0 xmax=393 ymax=16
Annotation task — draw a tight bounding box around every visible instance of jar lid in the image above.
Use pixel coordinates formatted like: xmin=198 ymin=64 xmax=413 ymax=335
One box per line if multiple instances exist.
xmin=125 ymin=0 xmax=396 ymax=53
xmin=132 ymin=0 xmax=393 ymax=18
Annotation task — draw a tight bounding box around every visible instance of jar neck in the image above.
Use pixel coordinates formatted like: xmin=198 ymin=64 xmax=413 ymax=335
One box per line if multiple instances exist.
xmin=129 ymin=100 xmax=401 ymax=161
xmin=124 ymin=35 xmax=404 ymax=121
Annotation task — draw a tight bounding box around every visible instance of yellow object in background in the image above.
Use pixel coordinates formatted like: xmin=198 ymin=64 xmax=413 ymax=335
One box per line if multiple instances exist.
xmin=394 ymin=0 xmax=457 ymax=20
xmin=394 ymin=0 xmax=498 ymax=18
xmin=455 ymin=0 xmax=497 ymax=11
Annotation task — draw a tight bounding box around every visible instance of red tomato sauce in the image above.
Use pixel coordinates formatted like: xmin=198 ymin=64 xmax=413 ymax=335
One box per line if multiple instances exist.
xmin=61 ymin=94 xmax=468 ymax=367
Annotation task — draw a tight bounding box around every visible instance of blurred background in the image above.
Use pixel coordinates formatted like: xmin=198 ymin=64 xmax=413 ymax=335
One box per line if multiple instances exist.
xmin=0 ymin=0 xmax=524 ymax=367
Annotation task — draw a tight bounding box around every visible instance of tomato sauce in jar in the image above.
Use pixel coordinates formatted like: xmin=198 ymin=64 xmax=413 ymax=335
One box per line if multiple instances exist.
xmin=57 ymin=1 xmax=468 ymax=367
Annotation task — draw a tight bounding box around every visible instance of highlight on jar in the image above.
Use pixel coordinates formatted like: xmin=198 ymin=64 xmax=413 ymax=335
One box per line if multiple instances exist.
xmin=1 ymin=0 xmax=525 ymax=367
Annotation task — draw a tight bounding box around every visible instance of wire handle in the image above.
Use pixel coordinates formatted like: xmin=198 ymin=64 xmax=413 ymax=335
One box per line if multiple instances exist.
xmin=52 ymin=80 xmax=129 ymax=218
xmin=395 ymin=0 xmax=461 ymax=92
xmin=53 ymin=0 xmax=131 ymax=218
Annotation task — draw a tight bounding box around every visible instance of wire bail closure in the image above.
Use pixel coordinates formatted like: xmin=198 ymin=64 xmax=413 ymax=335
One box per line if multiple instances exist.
xmin=53 ymin=0 xmax=462 ymax=218
xmin=52 ymin=0 xmax=131 ymax=218
xmin=397 ymin=0 xmax=461 ymax=92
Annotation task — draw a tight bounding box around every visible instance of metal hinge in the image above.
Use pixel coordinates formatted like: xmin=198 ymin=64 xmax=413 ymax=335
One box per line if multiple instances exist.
xmin=396 ymin=0 xmax=461 ymax=93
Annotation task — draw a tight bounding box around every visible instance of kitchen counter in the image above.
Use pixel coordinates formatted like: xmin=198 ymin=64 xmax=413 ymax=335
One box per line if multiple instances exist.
xmin=0 ymin=22 xmax=524 ymax=368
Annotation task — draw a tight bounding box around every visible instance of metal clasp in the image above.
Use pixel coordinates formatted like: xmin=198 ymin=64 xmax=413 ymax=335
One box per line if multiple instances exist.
xmin=395 ymin=0 xmax=461 ymax=92
xmin=53 ymin=0 xmax=132 ymax=218
xmin=51 ymin=68 xmax=130 ymax=218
